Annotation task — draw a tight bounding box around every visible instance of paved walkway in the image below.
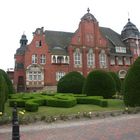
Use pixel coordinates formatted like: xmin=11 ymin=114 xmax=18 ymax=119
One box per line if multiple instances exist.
xmin=1 ymin=114 xmax=140 ymax=140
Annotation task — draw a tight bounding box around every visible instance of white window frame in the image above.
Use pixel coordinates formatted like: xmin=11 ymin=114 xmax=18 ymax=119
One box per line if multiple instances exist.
xmin=56 ymin=72 xmax=65 ymax=81
xmin=124 ymin=57 xmax=130 ymax=65
xmin=32 ymin=54 xmax=37 ymax=64
xmin=87 ymin=49 xmax=95 ymax=67
xmin=99 ymin=50 xmax=107 ymax=68
xmin=40 ymin=54 xmax=46 ymax=64
xmin=74 ymin=49 xmax=81 ymax=66
xmin=115 ymin=46 xmax=126 ymax=53
xmin=110 ymin=56 xmax=115 ymax=65
xmin=117 ymin=57 xmax=123 ymax=65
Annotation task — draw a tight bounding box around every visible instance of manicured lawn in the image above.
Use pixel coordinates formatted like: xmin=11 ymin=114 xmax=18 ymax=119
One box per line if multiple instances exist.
xmin=4 ymin=99 xmax=125 ymax=117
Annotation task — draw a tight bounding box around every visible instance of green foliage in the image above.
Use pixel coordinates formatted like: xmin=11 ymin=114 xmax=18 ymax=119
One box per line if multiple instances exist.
xmin=57 ymin=71 xmax=85 ymax=94
xmin=46 ymin=94 xmax=77 ymax=108
xmin=9 ymin=99 xmax=26 ymax=107
xmin=83 ymin=70 xmax=116 ymax=98
xmin=25 ymin=100 xmax=39 ymax=112
xmin=76 ymin=96 xmax=108 ymax=107
xmin=108 ymin=71 xmax=122 ymax=93
xmin=0 ymin=72 xmax=7 ymax=112
xmin=0 ymin=69 xmax=15 ymax=95
xmin=123 ymin=57 xmax=140 ymax=106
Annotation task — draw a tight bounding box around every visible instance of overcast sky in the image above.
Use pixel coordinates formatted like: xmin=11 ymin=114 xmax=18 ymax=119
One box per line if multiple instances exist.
xmin=0 ymin=0 xmax=140 ymax=71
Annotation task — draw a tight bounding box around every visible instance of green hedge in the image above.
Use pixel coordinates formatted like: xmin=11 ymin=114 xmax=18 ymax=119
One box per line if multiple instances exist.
xmin=25 ymin=100 xmax=39 ymax=112
xmin=57 ymin=71 xmax=85 ymax=94
xmin=83 ymin=70 xmax=116 ymax=98
xmin=76 ymin=96 xmax=108 ymax=107
xmin=123 ymin=57 xmax=140 ymax=106
xmin=46 ymin=96 xmax=77 ymax=108
xmin=9 ymin=99 xmax=26 ymax=107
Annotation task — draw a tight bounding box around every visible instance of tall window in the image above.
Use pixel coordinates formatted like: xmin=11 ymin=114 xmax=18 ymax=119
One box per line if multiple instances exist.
xmin=74 ymin=48 xmax=81 ymax=65
xmin=124 ymin=57 xmax=130 ymax=65
xmin=32 ymin=54 xmax=37 ymax=64
xmin=117 ymin=57 xmax=123 ymax=65
xmin=56 ymin=72 xmax=65 ymax=81
xmin=40 ymin=54 xmax=46 ymax=64
xmin=87 ymin=49 xmax=95 ymax=67
xmin=110 ymin=56 xmax=115 ymax=65
xmin=99 ymin=50 xmax=107 ymax=68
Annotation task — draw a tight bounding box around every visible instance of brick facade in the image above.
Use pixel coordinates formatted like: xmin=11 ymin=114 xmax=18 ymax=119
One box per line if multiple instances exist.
xmin=13 ymin=9 xmax=140 ymax=92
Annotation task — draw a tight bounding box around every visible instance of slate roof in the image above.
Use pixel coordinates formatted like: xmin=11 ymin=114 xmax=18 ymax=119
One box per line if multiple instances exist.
xmin=100 ymin=27 xmax=132 ymax=56
xmin=121 ymin=19 xmax=140 ymax=40
xmin=45 ymin=30 xmax=73 ymax=55
xmin=16 ymin=27 xmax=132 ymax=56
xmin=81 ymin=12 xmax=97 ymax=22
xmin=16 ymin=34 xmax=28 ymax=55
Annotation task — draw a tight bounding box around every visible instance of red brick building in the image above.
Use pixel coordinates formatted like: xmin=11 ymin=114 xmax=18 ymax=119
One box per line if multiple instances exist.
xmin=14 ymin=9 xmax=140 ymax=92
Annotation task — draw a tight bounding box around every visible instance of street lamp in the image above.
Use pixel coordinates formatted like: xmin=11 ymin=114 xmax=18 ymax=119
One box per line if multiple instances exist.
xmin=12 ymin=103 xmax=20 ymax=140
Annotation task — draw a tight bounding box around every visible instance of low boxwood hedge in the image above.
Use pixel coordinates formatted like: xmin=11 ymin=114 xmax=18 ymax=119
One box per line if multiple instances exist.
xmin=46 ymin=96 xmax=77 ymax=108
xmin=76 ymin=96 xmax=108 ymax=107
xmin=25 ymin=100 xmax=39 ymax=112
xmin=9 ymin=99 xmax=26 ymax=107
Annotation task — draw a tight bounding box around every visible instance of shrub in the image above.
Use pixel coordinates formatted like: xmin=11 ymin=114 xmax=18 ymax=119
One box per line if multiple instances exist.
xmin=83 ymin=70 xmax=116 ymax=98
xmin=46 ymin=95 xmax=77 ymax=108
xmin=9 ymin=99 xmax=26 ymax=107
xmin=0 ymin=69 xmax=15 ymax=95
xmin=57 ymin=71 xmax=85 ymax=94
xmin=0 ymin=70 xmax=7 ymax=112
xmin=108 ymin=71 xmax=122 ymax=93
xmin=123 ymin=57 xmax=140 ymax=106
xmin=25 ymin=100 xmax=39 ymax=112
xmin=76 ymin=96 xmax=107 ymax=107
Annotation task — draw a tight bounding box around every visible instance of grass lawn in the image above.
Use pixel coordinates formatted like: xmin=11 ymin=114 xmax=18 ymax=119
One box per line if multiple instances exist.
xmin=4 ymin=99 xmax=125 ymax=117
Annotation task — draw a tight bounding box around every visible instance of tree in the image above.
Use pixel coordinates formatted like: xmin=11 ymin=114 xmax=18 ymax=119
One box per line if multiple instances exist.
xmin=57 ymin=71 xmax=85 ymax=94
xmin=123 ymin=57 xmax=140 ymax=106
xmin=108 ymin=71 xmax=121 ymax=93
xmin=0 ymin=69 xmax=15 ymax=101
xmin=83 ymin=70 xmax=116 ymax=98
xmin=0 ymin=71 xmax=7 ymax=112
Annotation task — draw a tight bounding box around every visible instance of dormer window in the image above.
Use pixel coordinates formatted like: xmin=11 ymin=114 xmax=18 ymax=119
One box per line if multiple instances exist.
xmin=115 ymin=46 xmax=126 ymax=53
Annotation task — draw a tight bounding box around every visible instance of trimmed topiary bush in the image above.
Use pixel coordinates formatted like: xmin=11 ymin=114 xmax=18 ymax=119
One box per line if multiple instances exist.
xmin=46 ymin=94 xmax=77 ymax=108
xmin=9 ymin=99 xmax=26 ymax=107
xmin=83 ymin=70 xmax=116 ymax=98
xmin=76 ymin=96 xmax=108 ymax=107
xmin=57 ymin=71 xmax=85 ymax=94
xmin=25 ymin=100 xmax=39 ymax=112
xmin=0 ymin=69 xmax=15 ymax=95
xmin=108 ymin=71 xmax=122 ymax=93
xmin=123 ymin=57 xmax=140 ymax=106
xmin=0 ymin=71 xmax=7 ymax=112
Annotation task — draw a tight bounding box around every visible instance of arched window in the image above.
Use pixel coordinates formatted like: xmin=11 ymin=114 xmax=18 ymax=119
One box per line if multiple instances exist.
xmin=74 ymin=48 xmax=81 ymax=66
xmin=87 ymin=49 xmax=95 ymax=67
xmin=99 ymin=50 xmax=107 ymax=68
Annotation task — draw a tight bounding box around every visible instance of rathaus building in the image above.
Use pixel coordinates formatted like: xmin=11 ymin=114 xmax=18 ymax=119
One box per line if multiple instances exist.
xmin=13 ymin=9 xmax=140 ymax=92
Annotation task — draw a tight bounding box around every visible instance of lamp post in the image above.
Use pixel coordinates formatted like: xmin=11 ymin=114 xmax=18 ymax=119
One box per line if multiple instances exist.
xmin=12 ymin=103 xmax=20 ymax=140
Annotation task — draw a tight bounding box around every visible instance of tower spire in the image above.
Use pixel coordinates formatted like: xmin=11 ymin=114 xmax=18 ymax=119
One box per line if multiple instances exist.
xmin=128 ymin=12 xmax=130 ymax=22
